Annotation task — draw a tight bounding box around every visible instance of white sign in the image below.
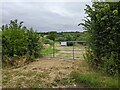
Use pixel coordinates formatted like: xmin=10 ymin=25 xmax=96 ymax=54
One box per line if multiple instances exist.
xmin=61 ymin=42 xmax=67 ymax=46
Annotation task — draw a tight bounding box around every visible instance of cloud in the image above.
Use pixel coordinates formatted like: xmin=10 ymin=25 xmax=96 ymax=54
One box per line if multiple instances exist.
xmin=2 ymin=0 xmax=91 ymax=3
xmin=2 ymin=1 xmax=92 ymax=32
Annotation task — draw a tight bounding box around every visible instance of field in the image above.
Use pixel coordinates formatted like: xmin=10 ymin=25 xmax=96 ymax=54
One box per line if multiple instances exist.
xmin=2 ymin=2 xmax=120 ymax=89
xmin=2 ymin=44 xmax=118 ymax=88
xmin=55 ymin=44 xmax=86 ymax=60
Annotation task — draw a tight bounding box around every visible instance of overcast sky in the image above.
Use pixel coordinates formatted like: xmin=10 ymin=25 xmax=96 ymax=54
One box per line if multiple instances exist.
xmin=1 ymin=0 xmax=92 ymax=32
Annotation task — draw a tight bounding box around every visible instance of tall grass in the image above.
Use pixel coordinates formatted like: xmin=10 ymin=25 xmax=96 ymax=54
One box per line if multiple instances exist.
xmin=70 ymin=71 xmax=119 ymax=88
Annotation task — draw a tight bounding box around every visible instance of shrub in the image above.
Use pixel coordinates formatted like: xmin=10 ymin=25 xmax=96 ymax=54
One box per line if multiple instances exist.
xmin=80 ymin=2 xmax=120 ymax=75
xmin=42 ymin=38 xmax=53 ymax=45
xmin=2 ymin=19 xmax=42 ymax=66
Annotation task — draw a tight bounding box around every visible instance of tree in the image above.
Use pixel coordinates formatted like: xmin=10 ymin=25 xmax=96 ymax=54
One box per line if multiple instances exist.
xmin=47 ymin=31 xmax=58 ymax=41
xmin=79 ymin=1 xmax=120 ymax=75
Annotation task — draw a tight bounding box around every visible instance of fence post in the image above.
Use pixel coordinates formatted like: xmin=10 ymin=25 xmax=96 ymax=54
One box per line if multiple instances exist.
xmin=53 ymin=41 xmax=55 ymax=57
xmin=73 ymin=41 xmax=75 ymax=60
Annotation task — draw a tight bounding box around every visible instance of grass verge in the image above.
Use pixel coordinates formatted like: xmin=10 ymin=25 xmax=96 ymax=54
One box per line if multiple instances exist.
xmin=70 ymin=71 xmax=119 ymax=88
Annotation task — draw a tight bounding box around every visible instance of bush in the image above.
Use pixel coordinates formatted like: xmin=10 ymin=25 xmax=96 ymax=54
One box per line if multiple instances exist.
xmin=2 ymin=19 xmax=42 ymax=66
xmin=80 ymin=2 xmax=120 ymax=75
xmin=42 ymin=38 xmax=53 ymax=45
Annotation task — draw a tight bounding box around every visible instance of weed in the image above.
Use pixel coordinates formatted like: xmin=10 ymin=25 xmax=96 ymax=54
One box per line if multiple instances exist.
xmin=70 ymin=71 xmax=101 ymax=87
xmin=70 ymin=71 xmax=119 ymax=88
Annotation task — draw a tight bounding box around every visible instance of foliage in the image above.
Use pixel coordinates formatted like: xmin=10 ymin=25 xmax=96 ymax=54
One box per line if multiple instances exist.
xmin=44 ymin=31 xmax=88 ymax=46
xmin=40 ymin=31 xmax=88 ymax=42
xmin=46 ymin=31 xmax=57 ymax=41
xmin=70 ymin=71 xmax=101 ymax=87
xmin=2 ymin=19 xmax=42 ymax=66
xmin=41 ymin=47 xmax=59 ymax=56
xmin=42 ymin=38 xmax=53 ymax=45
xmin=80 ymin=1 xmax=120 ymax=75
xmin=57 ymin=32 xmax=88 ymax=42
xmin=70 ymin=71 xmax=119 ymax=88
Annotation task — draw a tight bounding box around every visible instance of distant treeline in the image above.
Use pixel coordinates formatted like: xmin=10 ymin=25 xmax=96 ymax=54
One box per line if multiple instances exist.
xmin=1 ymin=19 xmax=88 ymax=66
xmin=38 ymin=31 xmax=88 ymax=42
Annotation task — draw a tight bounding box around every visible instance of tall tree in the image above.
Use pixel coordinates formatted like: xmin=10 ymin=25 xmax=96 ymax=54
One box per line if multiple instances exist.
xmin=79 ymin=1 xmax=120 ymax=75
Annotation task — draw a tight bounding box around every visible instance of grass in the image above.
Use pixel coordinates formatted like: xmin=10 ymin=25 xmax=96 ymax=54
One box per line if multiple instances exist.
xmin=2 ymin=45 xmax=119 ymax=88
xmin=70 ymin=71 xmax=119 ymax=88
xmin=2 ymin=69 xmax=50 ymax=88
xmin=70 ymin=71 xmax=101 ymax=87
xmin=54 ymin=77 xmax=75 ymax=86
xmin=41 ymin=47 xmax=59 ymax=55
xmin=2 ymin=59 xmax=119 ymax=88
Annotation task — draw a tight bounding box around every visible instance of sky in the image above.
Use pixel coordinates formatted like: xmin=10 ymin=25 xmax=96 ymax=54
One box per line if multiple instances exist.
xmin=1 ymin=0 xmax=92 ymax=32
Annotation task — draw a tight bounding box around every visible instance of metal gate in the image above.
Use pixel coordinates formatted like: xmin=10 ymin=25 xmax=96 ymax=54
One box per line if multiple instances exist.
xmin=55 ymin=41 xmax=86 ymax=60
xmin=41 ymin=41 xmax=86 ymax=60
